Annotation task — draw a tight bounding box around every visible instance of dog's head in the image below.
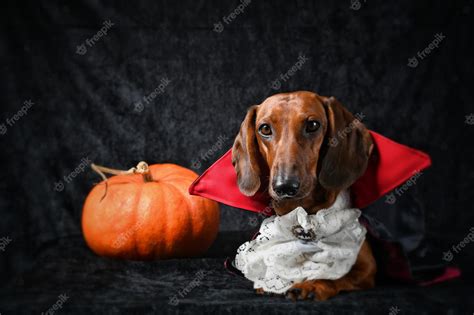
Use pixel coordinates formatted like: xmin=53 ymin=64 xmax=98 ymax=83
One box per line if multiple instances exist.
xmin=232 ymin=91 xmax=373 ymax=215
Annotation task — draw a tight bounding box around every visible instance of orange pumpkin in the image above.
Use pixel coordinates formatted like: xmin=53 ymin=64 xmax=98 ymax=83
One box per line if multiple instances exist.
xmin=82 ymin=162 xmax=220 ymax=260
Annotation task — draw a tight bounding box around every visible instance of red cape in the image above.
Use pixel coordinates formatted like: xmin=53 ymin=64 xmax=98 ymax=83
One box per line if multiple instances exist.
xmin=189 ymin=131 xmax=432 ymax=211
xmin=189 ymin=131 xmax=461 ymax=284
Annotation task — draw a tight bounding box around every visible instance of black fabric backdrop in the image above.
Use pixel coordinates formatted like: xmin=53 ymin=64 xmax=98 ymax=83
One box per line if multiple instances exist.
xmin=1 ymin=0 xmax=474 ymax=311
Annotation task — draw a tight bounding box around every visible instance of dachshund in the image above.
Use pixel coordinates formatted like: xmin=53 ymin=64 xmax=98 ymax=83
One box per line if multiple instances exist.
xmin=231 ymin=91 xmax=376 ymax=301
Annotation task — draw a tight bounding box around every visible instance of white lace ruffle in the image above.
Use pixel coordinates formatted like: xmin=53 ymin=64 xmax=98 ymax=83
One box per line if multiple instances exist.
xmin=234 ymin=190 xmax=366 ymax=294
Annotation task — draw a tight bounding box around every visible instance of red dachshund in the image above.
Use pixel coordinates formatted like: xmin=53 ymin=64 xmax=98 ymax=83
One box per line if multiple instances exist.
xmin=232 ymin=91 xmax=376 ymax=300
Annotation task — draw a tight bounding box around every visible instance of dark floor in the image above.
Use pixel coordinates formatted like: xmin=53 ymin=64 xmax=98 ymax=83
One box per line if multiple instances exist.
xmin=0 ymin=236 xmax=472 ymax=315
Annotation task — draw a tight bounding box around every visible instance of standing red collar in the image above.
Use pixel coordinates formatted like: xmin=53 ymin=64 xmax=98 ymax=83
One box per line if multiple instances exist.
xmin=189 ymin=130 xmax=432 ymax=211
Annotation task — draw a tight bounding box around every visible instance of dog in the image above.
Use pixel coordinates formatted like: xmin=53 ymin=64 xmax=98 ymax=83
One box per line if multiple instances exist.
xmin=231 ymin=91 xmax=376 ymax=301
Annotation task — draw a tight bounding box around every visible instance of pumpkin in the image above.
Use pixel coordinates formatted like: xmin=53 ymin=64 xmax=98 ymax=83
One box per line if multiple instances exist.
xmin=82 ymin=162 xmax=220 ymax=260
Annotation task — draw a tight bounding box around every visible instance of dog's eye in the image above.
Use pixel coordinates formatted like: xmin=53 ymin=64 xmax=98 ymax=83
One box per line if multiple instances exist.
xmin=258 ymin=124 xmax=272 ymax=136
xmin=305 ymin=120 xmax=320 ymax=133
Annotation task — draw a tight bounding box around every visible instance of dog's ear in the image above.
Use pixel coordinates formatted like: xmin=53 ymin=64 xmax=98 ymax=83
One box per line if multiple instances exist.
xmin=319 ymin=96 xmax=373 ymax=191
xmin=232 ymin=105 xmax=262 ymax=196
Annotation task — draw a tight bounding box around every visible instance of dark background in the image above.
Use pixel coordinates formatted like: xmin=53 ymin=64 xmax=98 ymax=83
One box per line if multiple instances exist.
xmin=1 ymin=0 xmax=473 ymax=312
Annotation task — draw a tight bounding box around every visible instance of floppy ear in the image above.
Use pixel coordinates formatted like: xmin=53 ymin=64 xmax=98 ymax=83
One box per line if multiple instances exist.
xmin=319 ymin=96 xmax=373 ymax=191
xmin=232 ymin=105 xmax=262 ymax=196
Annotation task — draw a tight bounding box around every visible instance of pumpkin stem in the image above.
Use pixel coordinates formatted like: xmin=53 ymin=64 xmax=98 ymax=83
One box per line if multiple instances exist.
xmin=135 ymin=161 xmax=153 ymax=182
xmin=91 ymin=161 xmax=153 ymax=201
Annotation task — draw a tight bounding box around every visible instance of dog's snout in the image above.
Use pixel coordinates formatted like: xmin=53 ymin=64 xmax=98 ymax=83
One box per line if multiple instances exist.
xmin=273 ymin=177 xmax=300 ymax=198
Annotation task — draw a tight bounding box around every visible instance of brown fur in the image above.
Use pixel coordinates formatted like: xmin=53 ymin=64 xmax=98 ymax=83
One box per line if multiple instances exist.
xmin=232 ymin=91 xmax=376 ymax=300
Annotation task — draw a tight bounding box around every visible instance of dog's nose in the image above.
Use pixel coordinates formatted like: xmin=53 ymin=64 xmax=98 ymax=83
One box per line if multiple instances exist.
xmin=273 ymin=177 xmax=300 ymax=198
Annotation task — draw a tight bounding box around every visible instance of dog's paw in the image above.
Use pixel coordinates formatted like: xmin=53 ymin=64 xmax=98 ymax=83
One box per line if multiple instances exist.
xmin=255 ymin=288 xmax=266 ymax=295
xmin=285 ymin=280 xmax=337 ymax=301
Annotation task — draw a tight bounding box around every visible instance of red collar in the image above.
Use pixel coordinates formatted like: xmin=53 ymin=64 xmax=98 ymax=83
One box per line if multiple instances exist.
xmin=189 ymin=131 xmax=431 ymax=211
